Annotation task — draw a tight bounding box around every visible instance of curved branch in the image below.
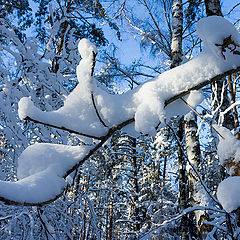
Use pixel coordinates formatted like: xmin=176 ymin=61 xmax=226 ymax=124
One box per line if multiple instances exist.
xmin=24 ymin=116 xmax=103 ymax=140
xmin=91 ymin=92 xmax=108 ymax=128
xmin=0 ymin=188 xmax=65 ymax=207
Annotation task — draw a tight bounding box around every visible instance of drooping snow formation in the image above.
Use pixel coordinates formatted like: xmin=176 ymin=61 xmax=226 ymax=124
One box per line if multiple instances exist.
xmin=17 ymin=143 xmax=92 ymax=180
xmin=216 ymin=126 xmax=240 ymax=174
xmin=197 ymin=16 xmax=240 ymax=60
xmin=0 ymin=16 xmax=240 ymax=205
xmin=215 ymin=126 xmax=240 ymax=212
xmin=18 ymin=39 xmax=108 ymax=138
xmin=217 ymin=176 xmax=240 ymax=213
xmin=0 ymin=144 xmax=93 ymax=204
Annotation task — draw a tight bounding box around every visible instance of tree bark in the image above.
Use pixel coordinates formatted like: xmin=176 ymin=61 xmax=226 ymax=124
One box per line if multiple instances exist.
xmin=170 ymin=0 xmax=183 ymax=69
xmin=184 ymin=112 xmax=212 ymax=239
xmin=228 ymin=74 xmax=240 ymax=139
xmin=177 ymin=117 xmax=190 ymax=240
xmin=171 ymin=1 xmax=191 ymax=239
xmin=204 ymin=0 xmax=234 ymax=130
xmin=107 ymin=194 xmax=114 ymax=240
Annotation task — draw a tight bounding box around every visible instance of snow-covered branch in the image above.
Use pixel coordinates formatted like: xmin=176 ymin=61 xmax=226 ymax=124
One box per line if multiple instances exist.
xmin=1 ymin=16 xmax=240 ymax=206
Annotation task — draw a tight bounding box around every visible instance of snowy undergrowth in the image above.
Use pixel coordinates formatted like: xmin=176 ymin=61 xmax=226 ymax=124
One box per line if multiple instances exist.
xmin=0 ymin=16 xmax=240 ymax=205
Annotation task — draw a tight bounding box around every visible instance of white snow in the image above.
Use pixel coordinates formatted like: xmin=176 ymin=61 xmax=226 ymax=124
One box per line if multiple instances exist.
xmin=217 ymin=176 xmax=240 ymax=213
xmin=17 ymin=143 xmax=92 ymax=179
xmin=0 ymin=169 xmax=66 ymax=204
xmin=18 ymin=39 xmax=108 ymax=138
xmin=0 ymin=143 xmax=93 ymax=204
xmin=215 ymin=126 xmax=240 ymax=169
xmin=18 ymin=17 xmax=240 ymax=136
xmin=77 ymin=38 xmax=97 ymax=60
xmin=216 ymin=127 xmax=240 ymax=212
xmin=2 ymin=16 xmax=239 ymax=205
xmin=18 ymin=97 xmax=42 ymax=120
xmin=197 ymin=16 xmax=240 ymax=59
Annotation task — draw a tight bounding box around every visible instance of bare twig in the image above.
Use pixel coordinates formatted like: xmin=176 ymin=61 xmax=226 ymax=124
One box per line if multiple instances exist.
xmin=180 ymin=97 xmax=225 ymax=139
xmin=91 ymin=92 xmax=108 ymax=128
xmin=168 ymin=124 xmax=221 ymax=206
xmin=24 ymin=116 xmax=103 ymax=140
xmin=37 ymin=207 xmax=56 ymax=240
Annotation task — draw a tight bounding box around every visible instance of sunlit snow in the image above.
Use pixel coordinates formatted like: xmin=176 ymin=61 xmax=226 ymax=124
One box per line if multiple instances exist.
xmin=1 ymin=16 xmax=240 ymax=205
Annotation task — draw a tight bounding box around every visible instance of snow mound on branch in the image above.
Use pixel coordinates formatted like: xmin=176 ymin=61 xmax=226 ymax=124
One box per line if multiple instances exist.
xmin=0 ymin=169 xmax=66 ymax=204
xmin=0 ymin=143 xmax=92 ymax=204
xmin=197 ymin=16 xmax=240 ymax=58
xmin=18 ymin=39 xmax=108 ymax=138
xmin=3 ymin=16 xmax=240 ymax=205
xmin=18 ymin=97 xmax=42 ymax=120
xmin=18 ymin=17 xmax=240 ymax=137
xmin=215 ymin=126 xmax=240 ymax=170
xmin=217 ymin=176 xmax=240 ymax=212
xmin=17 ymin=143 xmax=92 ymax=179
xmin=78 ymin=38 xmax=97 ymax=59
xmin=216 ymin=127 xmax=240 ymax=212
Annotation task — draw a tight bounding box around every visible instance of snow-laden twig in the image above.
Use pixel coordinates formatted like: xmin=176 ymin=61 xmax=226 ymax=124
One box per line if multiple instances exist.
xmin=168 ymin=124 xmax=221 ymax=206
xmin=138 ymin=206 xmax=225 ymax=240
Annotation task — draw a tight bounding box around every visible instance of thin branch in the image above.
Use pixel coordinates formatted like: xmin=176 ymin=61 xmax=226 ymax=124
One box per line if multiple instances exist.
xmin=24 ymin=116 xmax=103 ymax=140
xmin=91 ymin=92 xmax=108 ymax=128
xmin=90 ymin=50 xmax=108 ymax=128
xmin=138 ymin=205 xmax=225 ymax=240
xmin=227 ymin=3 xmax=240 ymax=16
xmin=141 ymin=0 xmax=170 ymax=45
xmin=168 ymin=124 xmax=221 ymax=206
xmin=37 ymin=208 xmax=56 ymax=240
xmin=180 ymin=97 xmax=225 ymax=139
xmin=63 ymin=117 xmax=135 ymax=178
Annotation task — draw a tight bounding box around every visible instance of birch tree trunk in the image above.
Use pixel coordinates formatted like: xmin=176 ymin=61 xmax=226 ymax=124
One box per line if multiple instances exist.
xmin=228 ymin=74 xmax=240 ymax=139
xmin=177 ymin=117 xmax=190 ymax=239
xmin=170 ymin=0 xmax=183 ymax=69
xmin=170 ymin=1 xmax=191 ymax=239
xmin=184 ymin=112 xmax=212 ymax=239
xmin=204 ymin=0 xmax=222 ymax=17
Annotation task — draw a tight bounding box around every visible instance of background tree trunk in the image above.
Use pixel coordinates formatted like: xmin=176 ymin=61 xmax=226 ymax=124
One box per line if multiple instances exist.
xmin=184 ymin=112 xmax=212 ymax=239
xmin=171 ymin=1 xmax=191 ymax=239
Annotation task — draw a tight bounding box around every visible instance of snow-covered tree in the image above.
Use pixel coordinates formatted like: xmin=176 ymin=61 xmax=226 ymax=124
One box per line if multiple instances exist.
xmin=1 ymin=1 xmax=240 ymax=239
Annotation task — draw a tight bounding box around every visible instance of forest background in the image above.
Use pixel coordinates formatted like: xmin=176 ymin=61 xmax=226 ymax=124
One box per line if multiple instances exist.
xmin=1 ymin=0 xmax=240 ymax=239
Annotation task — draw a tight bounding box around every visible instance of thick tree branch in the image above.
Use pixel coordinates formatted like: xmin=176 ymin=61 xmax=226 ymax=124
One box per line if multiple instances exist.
xmin=64 ymin=118 xmax=134 ymax=178
xmin=0 ymin=63 xmax=240 ymax=206
xmin=165 ymin=66 xmax=240 ymax=106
